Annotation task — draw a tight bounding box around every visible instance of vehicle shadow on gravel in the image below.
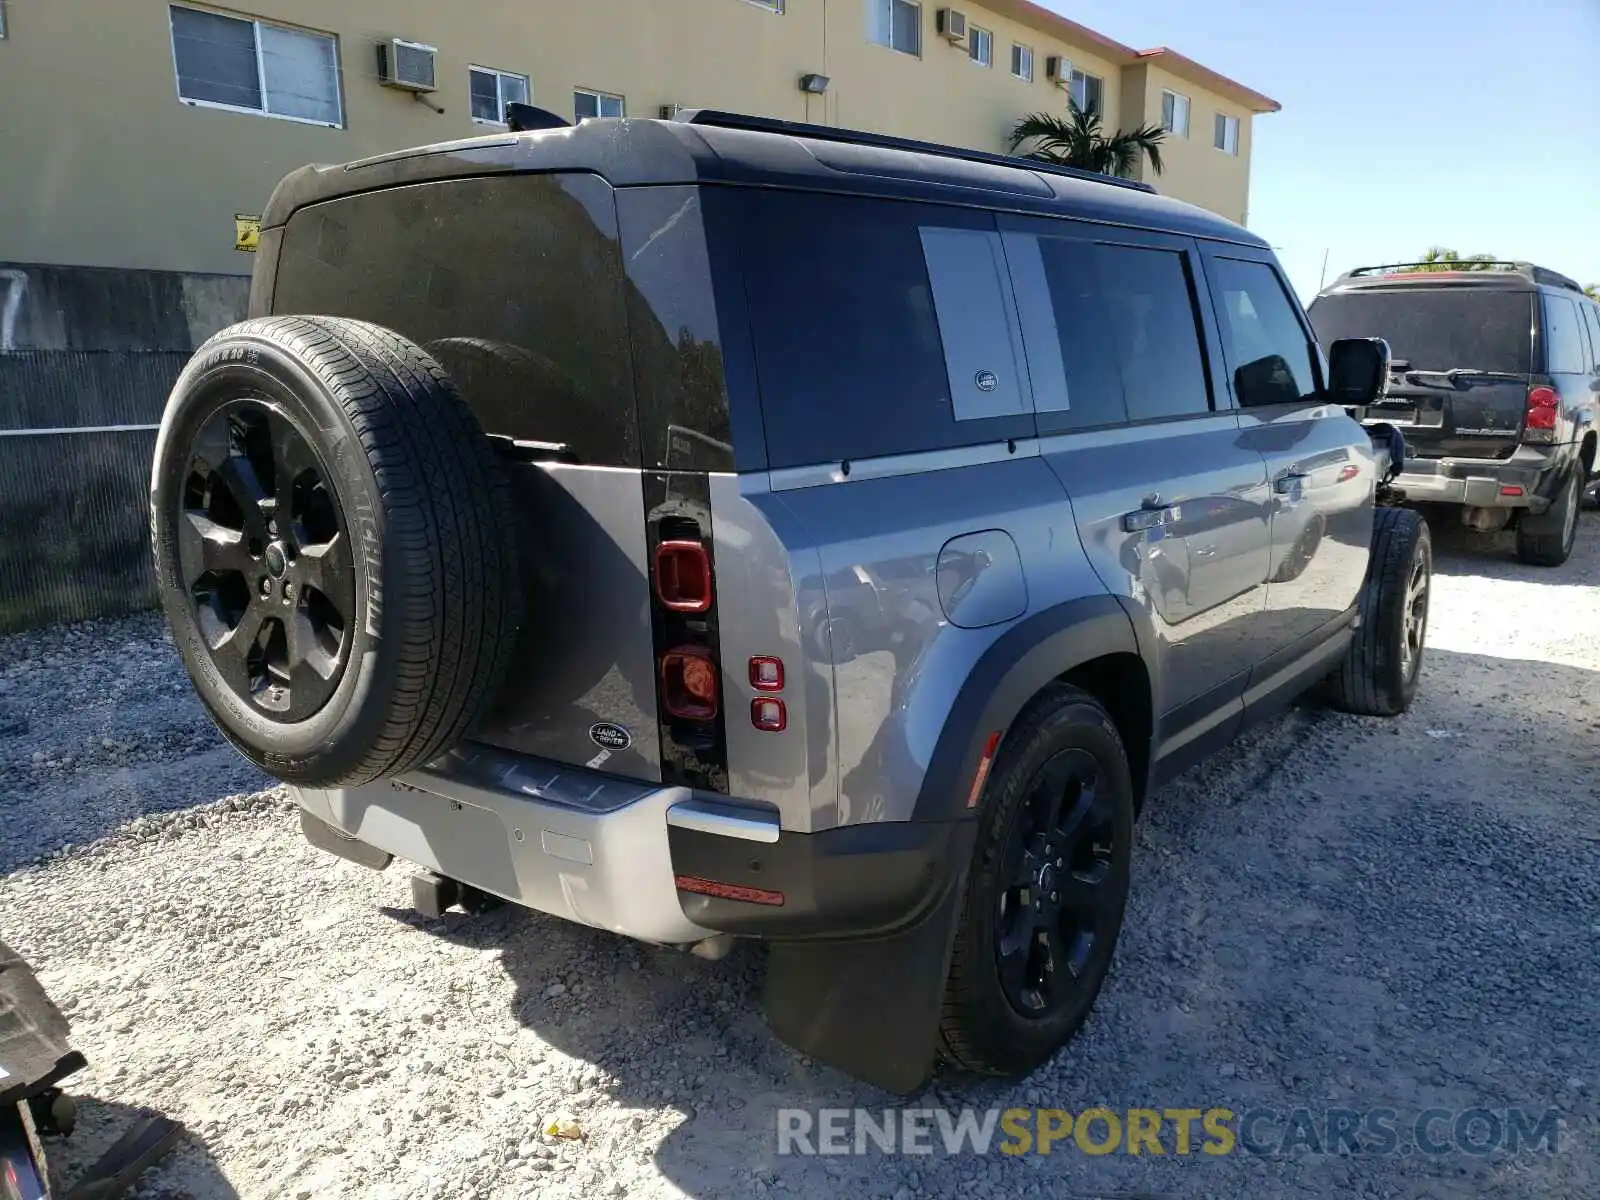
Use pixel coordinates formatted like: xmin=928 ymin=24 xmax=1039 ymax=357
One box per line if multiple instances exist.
xmin=42 ymin=1095 xmax=238 ymax=1199
xmin=407 ymin=632 xmax=1598 ymax=1198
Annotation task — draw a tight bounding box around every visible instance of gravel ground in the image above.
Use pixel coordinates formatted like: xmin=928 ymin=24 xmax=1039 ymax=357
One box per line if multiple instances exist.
xmin=2 ymin=520 xmax=1597 ymax=1199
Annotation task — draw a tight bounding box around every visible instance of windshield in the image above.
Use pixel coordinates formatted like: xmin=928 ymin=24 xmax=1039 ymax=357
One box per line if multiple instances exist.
xmin=1308 ymin=288 xmax=1533 ymax=375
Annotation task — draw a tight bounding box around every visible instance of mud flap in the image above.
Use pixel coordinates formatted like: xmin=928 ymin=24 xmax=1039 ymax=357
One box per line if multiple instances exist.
xmin=299 ymin=810 xmax=394 ymax=871
xmin=762 ymin=872 xmax=966 ymax=1095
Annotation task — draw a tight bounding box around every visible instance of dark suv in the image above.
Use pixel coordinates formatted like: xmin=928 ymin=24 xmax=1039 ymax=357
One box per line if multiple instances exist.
xmin=1309 ymin=263 xmax=1600 ymax=566
xmin=149 ymin=109 xmax=1430 ymax=1093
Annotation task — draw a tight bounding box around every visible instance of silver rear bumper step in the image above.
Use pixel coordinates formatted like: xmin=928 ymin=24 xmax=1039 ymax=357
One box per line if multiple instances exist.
xmin=292 ymin=743 xmax=782 ymax=945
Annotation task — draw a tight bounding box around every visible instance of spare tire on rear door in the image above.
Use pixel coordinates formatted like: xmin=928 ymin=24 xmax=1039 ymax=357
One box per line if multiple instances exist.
xmin=149 ymin=316 xmax=522 ymax=787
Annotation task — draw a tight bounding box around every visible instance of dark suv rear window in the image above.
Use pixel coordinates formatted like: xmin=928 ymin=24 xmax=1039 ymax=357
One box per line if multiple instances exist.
xmin=1308 ymin=288 xmax=1533 ymax=375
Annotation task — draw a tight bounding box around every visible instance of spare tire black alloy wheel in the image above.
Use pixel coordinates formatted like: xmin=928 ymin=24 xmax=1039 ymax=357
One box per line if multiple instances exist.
xmin=153 ymin=316 xmax=521 ymax=787
xmin=181 ymin=401 xmax=354 ymax=722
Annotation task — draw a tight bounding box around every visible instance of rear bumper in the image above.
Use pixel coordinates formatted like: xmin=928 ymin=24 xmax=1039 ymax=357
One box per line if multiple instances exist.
xmin=1391 ymin=447 xmax=1568 ymax=511
xmin=292 ymin=743 xmax=967 ymax=945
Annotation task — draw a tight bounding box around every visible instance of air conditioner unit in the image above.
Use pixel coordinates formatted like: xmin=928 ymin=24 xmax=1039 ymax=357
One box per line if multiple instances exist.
xmin=1045 ymin=55 xmax=1072 ymax=88
xmin=376 ymin=38 xmax=438 ymax=93
xmin=936 ymin=8 xmax=969 ymax=43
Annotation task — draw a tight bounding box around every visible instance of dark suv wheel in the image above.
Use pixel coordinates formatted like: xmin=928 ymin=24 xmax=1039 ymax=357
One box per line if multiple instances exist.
xmin=1515 ymin=466 xmax=1582 ymax=567
xmin=1326 ymin=506 xmax=1431 ymax=716
xmin=150 ymin=316 xmax=522 ymax=786
xmin=937 ymin=683 xmax=1134 ymax=1077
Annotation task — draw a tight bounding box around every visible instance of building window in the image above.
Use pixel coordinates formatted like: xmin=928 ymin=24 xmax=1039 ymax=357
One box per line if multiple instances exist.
xmin=170 ymin=5 xmax=342 ymax=127
xmin=1214 ymin=113 xmax=1240 ymax=155
xmin=574 ymin=88 xmax=625 ymax=121
xmin=1161 ymin=88 xmax=1190 ymax=136
xmin=1070 ymin=70 xmax=1103 ymax=115
xmin=1011 ymin=43 xmax=1033 ymax=82
xmin=745 ymin=0 xmax=785 ymax=10
xmin=867 ymin=0 xmax=921 ymax=56
xmin=470 ymin=67 xmax=530 ymax=126
xmin=969 ymin=25 xmax=992 ymax=67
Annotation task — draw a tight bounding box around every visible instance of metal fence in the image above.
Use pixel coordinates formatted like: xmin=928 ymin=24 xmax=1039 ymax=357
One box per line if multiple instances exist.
xmin=0 ymin=264 xmax=247 ymax=632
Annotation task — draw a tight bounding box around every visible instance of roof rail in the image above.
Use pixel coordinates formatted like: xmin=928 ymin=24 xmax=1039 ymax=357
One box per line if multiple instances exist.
xmin=671 ymin=108 xmax=1157 ymax=194
xmin=1337 ymin=261 xmax=1582 ymax=292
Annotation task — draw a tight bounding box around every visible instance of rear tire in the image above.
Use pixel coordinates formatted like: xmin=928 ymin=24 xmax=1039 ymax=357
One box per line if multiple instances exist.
xmin=1515 ymin=467 xmax=1581 ymax=567
xmin=150 ymin=316 xmax=522 ymax=787
xmin=1326 ymin=507 xmax=1431 ymax=717
xmin=938 ymin=684 xmax=1134 ymax=1077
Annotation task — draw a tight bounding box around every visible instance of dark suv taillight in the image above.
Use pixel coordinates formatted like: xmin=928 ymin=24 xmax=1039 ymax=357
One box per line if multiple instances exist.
xmin=1525 ymin=386 xmax=1559 ymax=443
xmin=661 ymin=646 xmax=719 ymax=720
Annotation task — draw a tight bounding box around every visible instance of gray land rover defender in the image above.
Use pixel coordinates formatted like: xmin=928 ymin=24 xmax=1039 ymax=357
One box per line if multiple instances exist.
xmin=149 ymin=109 xmax=1430 ymax=1093
xmin=1309 ymin=262 xmax=1600 ymax=566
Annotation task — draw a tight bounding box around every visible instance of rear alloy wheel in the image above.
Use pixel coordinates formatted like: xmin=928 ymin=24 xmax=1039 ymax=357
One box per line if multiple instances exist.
xmin=938 ymin=684 xmax=1134 ymax=1078
xmin=1515 ymin=467 xmax=1581 ymax=567
xmin=152 ymin=316 xmax=522 ymax=786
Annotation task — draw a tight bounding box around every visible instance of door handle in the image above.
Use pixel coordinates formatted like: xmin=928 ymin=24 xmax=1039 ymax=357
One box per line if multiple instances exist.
xmin=1123 ymin=503 xmax=1181 ymax=533
xmin=1274 ymin=473 xmax=1308 ymax=495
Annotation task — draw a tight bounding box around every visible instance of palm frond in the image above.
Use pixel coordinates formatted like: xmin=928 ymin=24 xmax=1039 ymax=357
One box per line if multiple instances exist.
xmin=1008 ymin=99 xmax=1165 ymax=178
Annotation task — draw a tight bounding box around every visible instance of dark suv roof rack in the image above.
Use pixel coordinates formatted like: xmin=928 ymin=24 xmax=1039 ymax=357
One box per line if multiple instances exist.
xmin=1336 ymin=261 xmax=1581 ymax=292
xmin=673 ymin=108 xmax=1157 ymax=195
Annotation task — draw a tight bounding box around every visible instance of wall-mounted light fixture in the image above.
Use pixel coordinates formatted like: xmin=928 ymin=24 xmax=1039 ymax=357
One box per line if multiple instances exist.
xmin=799 ymin=73 xmax=830 ymax=95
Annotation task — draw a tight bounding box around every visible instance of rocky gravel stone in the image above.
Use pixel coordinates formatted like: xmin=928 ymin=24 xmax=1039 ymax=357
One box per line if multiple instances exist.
xmin=1 ymin=523 xmax=1596 ymax=1198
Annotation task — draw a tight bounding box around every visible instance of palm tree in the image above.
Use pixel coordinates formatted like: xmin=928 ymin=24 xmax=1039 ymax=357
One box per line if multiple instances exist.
xmin=1585 ymin=284 xmax=1599 ymax=301
xmin=1404 ymin=247 xmax=1499 ymax=272
xmin=1008 ymin=99 xmax=1166 ymax=179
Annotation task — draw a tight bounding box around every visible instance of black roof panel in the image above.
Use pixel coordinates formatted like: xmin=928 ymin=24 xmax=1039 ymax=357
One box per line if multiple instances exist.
xmin=261 ymin=115 xmax=1267 ymax=248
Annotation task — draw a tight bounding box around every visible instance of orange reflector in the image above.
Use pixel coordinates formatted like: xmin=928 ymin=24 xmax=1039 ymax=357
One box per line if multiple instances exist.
xmin=1500 ymin=485 xmax=1524 ymax=497
xmin=966 ymin=731 xmax=1002 ymax=808
xmin=674 ymin=874 xmax=785 ymax=906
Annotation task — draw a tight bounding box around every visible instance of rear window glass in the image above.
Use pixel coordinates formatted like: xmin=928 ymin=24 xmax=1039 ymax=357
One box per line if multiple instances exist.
xmin=1307 ymin=288 xmax=1532 ymax=375
xmin=1094 ymin=244 xmax=1213 ymax=422
xmin=273 ymin=174 xmax=640 ymax=467
xmin=739 ymin=192 xmax=1032 ymax=469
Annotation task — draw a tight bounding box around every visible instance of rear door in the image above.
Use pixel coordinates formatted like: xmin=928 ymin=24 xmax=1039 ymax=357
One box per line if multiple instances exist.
xmin=1199 ymin=248 xmax=1371 ymax=664
xmin=1306 ymin=284 xmax=1534 ymax=459
xmin=1000 ymin=216 xmax=1274 ymax=759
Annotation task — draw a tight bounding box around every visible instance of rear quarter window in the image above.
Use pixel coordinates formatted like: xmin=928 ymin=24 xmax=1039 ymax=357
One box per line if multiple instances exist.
xmin=738 ymin=192 xmax=1033 ymax=470
xmin=1307 ymin=288 xmax=1533 ymax=376
xmin=1542 ymin=295 xmax=1588 ymax=375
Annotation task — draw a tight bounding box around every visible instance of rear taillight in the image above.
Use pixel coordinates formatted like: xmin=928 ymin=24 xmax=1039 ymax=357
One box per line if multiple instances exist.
xmin=654 ymin=540 xmax=712 ymax=613
xmin=661 ymin=647 xmax=719 ymax=720
xmin=674 ymin=874 xmax=785 ymax=906
xmin=1525 ymin=386 xmax=1559 ymax=442
xmin=748 ymin=656 xmax=785 ymax=691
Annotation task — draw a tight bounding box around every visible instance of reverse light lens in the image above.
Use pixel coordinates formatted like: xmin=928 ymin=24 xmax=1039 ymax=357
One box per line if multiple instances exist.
xmin=751 ymin=697 xmax=787 ymax=732
xmin=654 ymin=540 xmax=712 ymax=613
xmin=749 ymin=656 xmax=785 ymax=691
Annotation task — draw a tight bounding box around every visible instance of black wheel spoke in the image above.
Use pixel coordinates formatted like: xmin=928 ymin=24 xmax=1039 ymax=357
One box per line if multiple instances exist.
xmin=997 ymin=934 xmax=1037 ymax=1010
xmin=296 ymin=538 xmax=352 ymax=609
xmin=1031 ymin=751 xmax=1079 ymax=834
xmin=180 ymin=512 xmax=253 ymax=583
xmin=1058 ymin=860 xmax=1109 ymax=919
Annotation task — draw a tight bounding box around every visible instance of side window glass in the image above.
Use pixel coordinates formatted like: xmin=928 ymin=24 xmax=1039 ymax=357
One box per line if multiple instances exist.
xmin=1582 ymin=303 xmax=1600 ymax=371
xmin=1543 ymin=296 xmax=1585 ymax=375
xmin=1208 ymin=258 xmax=1320 ymax=407
xmin=1094 ymin=244 xmax=1213 ymax=421
xmin=1002 ymin=232 xmax=1127 ymax=430
xmin=740 ymin=193 xmax=1030 ymax=469
xmin=919 ymin=227 xmax=1028 ymax=421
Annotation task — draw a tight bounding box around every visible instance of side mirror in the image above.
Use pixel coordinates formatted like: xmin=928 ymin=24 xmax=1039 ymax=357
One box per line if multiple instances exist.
xmin=1326 ymin=337 xmax=1391 ymax=405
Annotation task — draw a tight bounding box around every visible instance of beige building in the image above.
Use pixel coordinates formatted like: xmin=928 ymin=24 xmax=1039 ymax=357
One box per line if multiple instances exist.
xmin=0 ymin=0 xmax=1278 ymax=278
